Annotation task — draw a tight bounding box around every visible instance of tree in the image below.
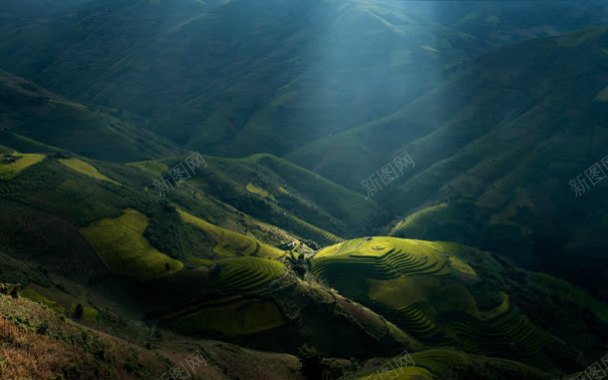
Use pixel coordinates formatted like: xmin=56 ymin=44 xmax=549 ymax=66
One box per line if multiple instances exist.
xmin=74 ymin=303 xmax=84 ymax=319
xmin=9 ymin=286 xmax=19 ymax=299
xmin=298 ymin=344 xmax=324 ymax=380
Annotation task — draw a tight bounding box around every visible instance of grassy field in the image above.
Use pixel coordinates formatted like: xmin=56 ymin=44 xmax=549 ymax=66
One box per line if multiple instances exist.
xmin=58 ymin=158 xmax=120 ymax=185
xmin=80 ymin=209 xmax=184 ymax=281
xmin=0 ymin=152 xmax=45 ymax=180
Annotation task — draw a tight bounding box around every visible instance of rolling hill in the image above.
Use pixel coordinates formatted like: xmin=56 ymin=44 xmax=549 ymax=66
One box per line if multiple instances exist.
xmin=1 ymin=2 xmax=608 ymax=379
xmin=287 ymin=27 xmax=608 ymax=301
xmin=0 ymin=70 xmax=182 ymax=161
xmin=2 ymin=0 xmax=606 ymax=158
xmin=0 ymin=133 xmax=606 ymax=378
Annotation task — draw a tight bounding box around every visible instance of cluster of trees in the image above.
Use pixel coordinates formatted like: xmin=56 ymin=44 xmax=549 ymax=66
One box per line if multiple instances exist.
xmin=286 ymin=252 xmax=311 ymax=278
xmin=0 ymin=283 xmax=20 ymax=298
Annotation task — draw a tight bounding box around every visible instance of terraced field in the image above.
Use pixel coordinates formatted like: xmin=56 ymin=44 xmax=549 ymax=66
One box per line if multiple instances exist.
xmin=314 ymin=237 xmax=467 ymax=281
xmin=444 ymin=309 xmax=548 ymax=358
xmin=206 ymin=257 xmax=286 ymax=293
xmin=283 ymin=212 xmax=344 ymax=246
xmin=389 ymin=203 xmax=449 ymax=237
xmin=312 ymin=237 xmax=552 ymax=359
xmin=160 ymin=257 xmax=287 ymax=337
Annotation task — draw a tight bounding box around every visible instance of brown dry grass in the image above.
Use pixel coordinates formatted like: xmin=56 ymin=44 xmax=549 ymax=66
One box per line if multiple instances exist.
xmin=0 ymin=293 xmax=163 ymax=379
xmin=2 ymin=315 xmax=75 ymax=378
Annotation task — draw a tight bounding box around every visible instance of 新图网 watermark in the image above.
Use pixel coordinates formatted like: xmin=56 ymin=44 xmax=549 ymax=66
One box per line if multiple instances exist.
xmin=568 ymin=154 xmax=608 ymax=198
xmin=151 ymin=152 xmax=207 ymax=197
xmin=157 ymin=351 xmax=208 ymax=380
xmin=569 ymin=352 xmax=608 ymax=379
xmin=367 ymin=350 xmax=416 ymax=379
xmin=361 ymin=151 xmax=415 ymax=198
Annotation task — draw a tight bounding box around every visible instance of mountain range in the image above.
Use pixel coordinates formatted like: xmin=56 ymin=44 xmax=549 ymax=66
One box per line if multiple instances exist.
xmin=1 ymin=1 xmax=608 ymax=379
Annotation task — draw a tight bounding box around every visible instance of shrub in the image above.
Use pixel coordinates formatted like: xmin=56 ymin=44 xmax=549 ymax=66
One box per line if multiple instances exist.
xmin=74 ymin=304 xmax=84 ymax=319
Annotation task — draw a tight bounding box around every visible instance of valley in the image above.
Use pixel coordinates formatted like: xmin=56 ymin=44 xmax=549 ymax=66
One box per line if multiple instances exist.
xmin=1 ymin=1 xmax=608 ymax=379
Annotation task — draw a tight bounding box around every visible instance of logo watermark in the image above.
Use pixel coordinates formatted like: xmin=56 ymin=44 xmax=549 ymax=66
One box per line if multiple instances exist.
xmin=568 ymin=352 xmax=608 ymax=379
xmin=361 ymin=151 xmax=415 ymax=198
xmin=367 ymin=350 xmax=416 ymax=380
xmin=568 ymin=155 xmax=608 ymax=198
xmin=157 ymin=351 xmax=208 ymax=380
xmin=151 ymin=152 xmax=207 ymax=197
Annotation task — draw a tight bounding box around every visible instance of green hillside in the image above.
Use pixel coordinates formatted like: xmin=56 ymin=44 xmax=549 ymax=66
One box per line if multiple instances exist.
xmin=2 ymin=0 xmax=604 ymax=159
xmin=1 ymin=2 xmax=608 ymax=379
xmin=0 ymin=70 xmax=181 ymax=162
xmin=313 ymin=236 xmax=606 ymax=373
xmin=289 ymin=28 xmax=608 ymax=300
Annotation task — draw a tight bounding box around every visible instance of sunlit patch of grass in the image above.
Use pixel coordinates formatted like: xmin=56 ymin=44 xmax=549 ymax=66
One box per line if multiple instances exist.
xmin=313 ymin=237 xmax=549 ymax=357
xmin=448 ymin=256 xmax=477 ymax=279
xmin=58 ymin=158 xmax=120 ymax=185
xmin=177 ymin=209 xmax=283 ymax=259
xmin=283 ymin=213 xmax=343 ymax=245
xmin=20 ymin=288 xmax=65 ymax=314
xmin=0 ymin=153 xmax=46 ymax=180
xmin=189 ymin=257 xmax=216 ymax=267
xmin=126 ymin=160 xmax=170 ymax=175
xmin=389 ymin=204 xmax=448 ymax=237
xmin=246 ymin=182 xmax=274 ymax=200
xmin=80 ymin=209 xmax=184 ymax=281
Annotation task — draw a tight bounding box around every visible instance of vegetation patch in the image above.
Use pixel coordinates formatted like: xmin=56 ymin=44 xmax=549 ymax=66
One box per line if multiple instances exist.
xmin=20 ymin=288 xmax=65 ymax=314
xmin=80 ymin=209 xmax=184 ymax=280
xmin=246 ymin=182 xmax=274 ymax=200
xmin=207 ymin=256 xmax=286 ymax=292
xmin=0 ymin=152 xmax=45 ymax=180
xmin=313 ymin=237 xmax=555 ymax=361
xmin=58 ymin=158 xmax=120 ymax=185
xmin=177 ymin=209 xmax=283 ymax=259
